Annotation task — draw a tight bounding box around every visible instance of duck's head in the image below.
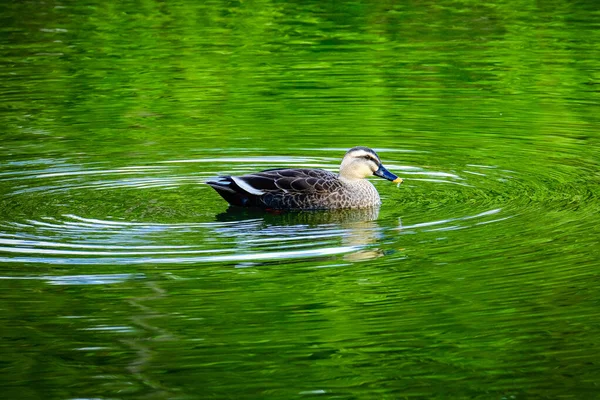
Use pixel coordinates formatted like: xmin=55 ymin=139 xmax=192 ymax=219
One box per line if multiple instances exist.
xmin=339 ymin=146 xmax=403 ymax=183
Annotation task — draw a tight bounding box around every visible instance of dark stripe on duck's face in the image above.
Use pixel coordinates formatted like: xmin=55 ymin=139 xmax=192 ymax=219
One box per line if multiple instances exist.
xmin=360 ymin=155 xmax=380 ymax=165
xmin=374 ymin=164 xmax=403 ymax=183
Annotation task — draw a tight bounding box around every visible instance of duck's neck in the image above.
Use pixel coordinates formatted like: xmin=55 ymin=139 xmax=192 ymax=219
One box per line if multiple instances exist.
xmin=338 ymin=176 xmax=374 ymax=189
xmin=338 ymin=175 xmax=362 ymax=184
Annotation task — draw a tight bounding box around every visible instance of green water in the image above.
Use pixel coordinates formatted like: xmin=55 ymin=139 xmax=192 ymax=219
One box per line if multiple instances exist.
xmin=1 ymin=0 xmax=599 ymax=399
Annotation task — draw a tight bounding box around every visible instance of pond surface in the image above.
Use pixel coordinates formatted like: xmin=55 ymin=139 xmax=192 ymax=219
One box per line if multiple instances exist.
xmin=1 ymin=0 xmax=599 ymax=399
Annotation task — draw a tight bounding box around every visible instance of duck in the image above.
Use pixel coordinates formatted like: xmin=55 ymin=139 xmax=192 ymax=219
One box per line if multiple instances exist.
xmin=207 ymin=146 xmax=403 ymax=210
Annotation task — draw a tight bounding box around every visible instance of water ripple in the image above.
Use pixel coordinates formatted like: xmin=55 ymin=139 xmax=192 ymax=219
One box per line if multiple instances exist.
xmin=1 ymin=151 xmax=591 ymax=267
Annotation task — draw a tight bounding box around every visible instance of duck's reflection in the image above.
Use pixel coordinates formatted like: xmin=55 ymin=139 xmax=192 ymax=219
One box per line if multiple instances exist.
xmin=215 ymin=206 xmax=384 ymax=262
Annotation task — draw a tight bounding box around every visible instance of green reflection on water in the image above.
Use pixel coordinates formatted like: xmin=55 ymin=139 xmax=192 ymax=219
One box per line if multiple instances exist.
xmin=0 ymin=0 xmax=599 ymax=399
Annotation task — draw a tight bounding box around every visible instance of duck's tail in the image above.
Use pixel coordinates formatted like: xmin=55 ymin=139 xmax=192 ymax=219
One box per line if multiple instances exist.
xmin=206 ymin=177 xmax=252 ymax=207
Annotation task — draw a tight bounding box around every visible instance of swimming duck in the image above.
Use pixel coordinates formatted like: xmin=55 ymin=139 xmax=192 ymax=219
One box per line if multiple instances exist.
xmin=207 ymin=146 xmax=402 ymax=210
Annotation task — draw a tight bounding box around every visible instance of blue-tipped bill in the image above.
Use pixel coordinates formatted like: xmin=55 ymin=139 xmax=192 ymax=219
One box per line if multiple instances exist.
xmin=374 ymin=164 xmax=403 ymax=184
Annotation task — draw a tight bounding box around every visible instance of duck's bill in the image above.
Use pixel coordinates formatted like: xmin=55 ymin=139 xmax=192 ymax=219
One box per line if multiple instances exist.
xmin=374 ymin=165 xmax=403 ymax=184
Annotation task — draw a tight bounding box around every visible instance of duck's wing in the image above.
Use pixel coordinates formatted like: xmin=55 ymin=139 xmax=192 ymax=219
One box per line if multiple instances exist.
xmin=207 ymin=169 xmax=341 ymax=207
xmin=238 ymin=168 xmax=342 ymax=194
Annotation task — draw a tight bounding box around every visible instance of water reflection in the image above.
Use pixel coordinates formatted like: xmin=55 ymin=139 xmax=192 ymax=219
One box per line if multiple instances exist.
xmin=217 ymin=206 xmax=385 ymax=263
xmin=216 ymin=205 xmax=380 ymax=225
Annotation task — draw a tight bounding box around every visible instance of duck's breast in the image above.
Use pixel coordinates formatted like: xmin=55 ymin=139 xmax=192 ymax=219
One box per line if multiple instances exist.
xmin=331 ymin=179 xmax=380 ymax=209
